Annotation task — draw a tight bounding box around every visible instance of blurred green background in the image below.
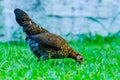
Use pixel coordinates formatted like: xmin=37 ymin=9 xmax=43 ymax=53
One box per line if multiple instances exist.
xmin=0 ymin=0 xmax=120 ymax=80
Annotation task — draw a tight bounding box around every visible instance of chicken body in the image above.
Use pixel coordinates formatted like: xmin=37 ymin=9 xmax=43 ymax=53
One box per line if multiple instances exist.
xmin=14 ymin=8 xmax=83 ymax=63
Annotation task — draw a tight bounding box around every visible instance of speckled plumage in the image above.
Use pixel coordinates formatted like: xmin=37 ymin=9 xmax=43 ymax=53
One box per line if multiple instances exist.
xmin=14 ymin=8 xmax=83 ymax=63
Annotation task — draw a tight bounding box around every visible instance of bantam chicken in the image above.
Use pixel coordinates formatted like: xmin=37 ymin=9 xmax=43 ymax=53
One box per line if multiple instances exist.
xmin=14 ymin=8 xmax=83 ymax=63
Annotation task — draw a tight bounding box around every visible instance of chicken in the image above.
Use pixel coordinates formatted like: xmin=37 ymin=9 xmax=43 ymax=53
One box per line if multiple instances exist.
xmin=14 ymin=8 xmax=83 ymax=63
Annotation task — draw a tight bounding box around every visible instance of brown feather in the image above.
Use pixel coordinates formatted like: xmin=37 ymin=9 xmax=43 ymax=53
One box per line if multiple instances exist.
xmin=30 ymin=32 xmax=66 ymax=50
xmin=14 ymin=8 xmax=83 ymax=63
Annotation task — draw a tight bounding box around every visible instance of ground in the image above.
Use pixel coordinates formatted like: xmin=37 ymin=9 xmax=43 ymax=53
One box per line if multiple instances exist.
xmin=0 ymin=35 xmax=120 ymax=80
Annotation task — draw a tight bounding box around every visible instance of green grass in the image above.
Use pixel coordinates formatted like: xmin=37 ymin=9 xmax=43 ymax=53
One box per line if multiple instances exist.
xmin=0 ymin=35 xmax=120 ymax=80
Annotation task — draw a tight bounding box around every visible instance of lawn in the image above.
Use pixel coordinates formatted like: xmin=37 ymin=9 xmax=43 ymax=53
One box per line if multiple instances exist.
xmin=0 ymin=35 xmax=120 ymax=80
